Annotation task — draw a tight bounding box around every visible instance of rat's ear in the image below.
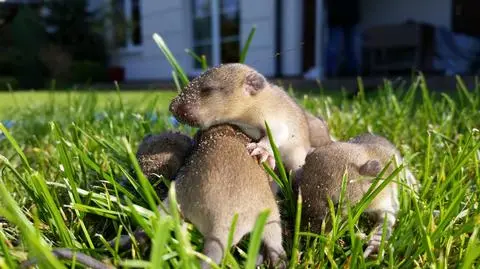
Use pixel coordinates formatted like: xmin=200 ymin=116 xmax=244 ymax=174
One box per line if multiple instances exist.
xmin=244 ymin=71 xmax=266 ymax=95
xmin=358 ymin=160 xmax=382 ymax=177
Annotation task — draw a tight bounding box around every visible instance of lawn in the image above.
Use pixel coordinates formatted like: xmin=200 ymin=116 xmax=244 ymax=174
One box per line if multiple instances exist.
xmin=0 ymin=77 xmax=479 ymax=268
xmin=1 ymin=29 xmax=480 ymax=268
xmin=0 ymin=90 xmax=178 ymax=118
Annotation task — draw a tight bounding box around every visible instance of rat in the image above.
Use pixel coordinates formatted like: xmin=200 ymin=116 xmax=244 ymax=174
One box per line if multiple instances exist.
xmin=109 ymin=131 xmax=193 ymax=250
xmin=159 ymin=124 xmax=287 ymax=269
xmin=135 ymin=131 xmax=194 ymax=199
xmin=295 ymin=133 xmax=419 ymax=258
xmin=304 ymin=111 xmax=333 ymax=147
xmin=169 ymin=63 xmax=312 ymax=177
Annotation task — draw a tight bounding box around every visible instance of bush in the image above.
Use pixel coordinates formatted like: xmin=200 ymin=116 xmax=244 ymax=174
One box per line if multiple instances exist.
xmin=43 ymin=0 xmax=108 ymax=64
xmin=70 ymin=60 xmax=108 ymax=83
xmin=10 ymin=6 xmax=47 ymax=89
xmin=0 ymin=76 xmax=18 ymax=90
xmin=38 ymin=44 xmax=73 ymax=84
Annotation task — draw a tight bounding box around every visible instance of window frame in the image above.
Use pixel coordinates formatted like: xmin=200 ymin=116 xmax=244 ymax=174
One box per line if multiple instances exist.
xmin=190 ymin=0 xmax=240 ymax=71
xmin=112 ymin=0 xmax=143 ymax=54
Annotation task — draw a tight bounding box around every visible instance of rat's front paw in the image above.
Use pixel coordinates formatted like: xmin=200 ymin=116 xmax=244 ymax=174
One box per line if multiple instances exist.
xmin=246 ymin=143 xmax=276 ymax=169
xmin=363 ymin=232 xmax=382 ymax=258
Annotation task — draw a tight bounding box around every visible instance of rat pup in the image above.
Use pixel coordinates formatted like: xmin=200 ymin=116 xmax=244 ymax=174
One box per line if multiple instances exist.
xmin=110 ymin=131 xmax=193 ymax=250
xmin=295 ymin=133 xmax=419 ymax=258
xmin=304 ymin=111 xmax=333 ymax=147
xmin=160 ymin=124 xmax=287 ymax=269
xmin=169 ymin=63 xmax=312 ymax=177
xmin=135 ymin=131 xmax=194 ymax=199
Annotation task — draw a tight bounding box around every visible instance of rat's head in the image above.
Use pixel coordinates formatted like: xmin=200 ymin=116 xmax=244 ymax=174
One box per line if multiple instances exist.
xmin=305 ymin=147 xmax=384 ymax=188
xmin=169 ymin=63 xmax=268 ymax=128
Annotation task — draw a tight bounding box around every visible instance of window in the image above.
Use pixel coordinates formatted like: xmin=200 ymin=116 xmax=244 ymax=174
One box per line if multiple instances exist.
xmin=191 ymin=0 xmax=240 ymax=69
xmin=112 ymin=0 xmax=142 ymax=49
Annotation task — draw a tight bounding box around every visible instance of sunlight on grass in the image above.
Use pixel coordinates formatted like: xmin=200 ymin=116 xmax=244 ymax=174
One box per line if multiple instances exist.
xmin=0 ymin=30 xmax=479 ymax=268
xmin=0 ymin=90 xmax=177 ymax=118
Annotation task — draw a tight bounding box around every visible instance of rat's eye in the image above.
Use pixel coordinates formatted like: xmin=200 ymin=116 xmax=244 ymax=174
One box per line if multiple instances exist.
xmin=201 ymin=87 xmax=213 ymax=96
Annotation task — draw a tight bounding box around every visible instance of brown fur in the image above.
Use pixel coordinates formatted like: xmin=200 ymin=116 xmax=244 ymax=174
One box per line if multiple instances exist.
xmin=136 ymin=131 xmax=193 ymax=199
xmin=305 ymin=111 xmax=333 ymax=147
xmin=295 ymin=133 xmax=418 ymax=257
xmin=109 ymin=132 xmax=193 ymax=252
xmin=163 ymin=124 xmax=287 ymax=269
xmin=169 ymin=63 xmax=312 ymax=176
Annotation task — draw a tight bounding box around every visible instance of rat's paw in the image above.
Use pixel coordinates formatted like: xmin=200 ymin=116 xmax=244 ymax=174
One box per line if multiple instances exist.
xmin=246 ymin=143 xmax=276 ymax=169
xmin=363 ymin=233 xmax=382 ymax=258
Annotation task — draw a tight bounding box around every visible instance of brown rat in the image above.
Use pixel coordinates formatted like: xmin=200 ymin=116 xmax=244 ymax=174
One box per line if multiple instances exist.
xmin=136 ymin=131 xmax=193 ymax=199
xmin=304 ymin=111 xmax=333 ymax=147
xmin=110 ymin=131 xmax=194 ymax=250
xmin=295 ymin=133 xmax=418 ymax=258
xmin=159 ymin=124 xmax=287 ymax=269
xmin=169 ymin=63 xmax=312 ymax=179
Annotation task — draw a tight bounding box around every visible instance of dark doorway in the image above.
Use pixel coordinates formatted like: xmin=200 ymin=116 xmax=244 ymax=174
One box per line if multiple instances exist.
xmin=452 ymin=0 xmax=480 ymax=37
xmin=302 ymin=0 xmax=316 ymax=73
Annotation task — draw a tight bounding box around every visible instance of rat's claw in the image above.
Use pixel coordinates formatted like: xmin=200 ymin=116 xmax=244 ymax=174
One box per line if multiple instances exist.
xmin=247 ymin=143 xmax=276 ymax=169
xmin=266 ymin=155 xmax=276 ymax=169
xmin=246 ymin=142 xmax=257 ymax=152
xmin=363 ymin=233 xmax=382 ymax=258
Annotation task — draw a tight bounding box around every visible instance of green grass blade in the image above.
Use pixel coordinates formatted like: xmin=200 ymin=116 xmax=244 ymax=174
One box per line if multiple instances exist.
xmin=0 ymin=229 xmax=15 ymax=268
xmin=0 ymin=178 xmax=65 ymax=269
xmin=240 ymin=25 xmax=256 ymax=64
xmin=152 ymin=33 xmax=190 ymax=87
xmin=50 ymin=122 xmax=82 ymax=203
xmin=172 ymin=70 xmax=182 ymax=93
xmin=221 ymin=213 xmax=239 ymax=269
xmin=30 ymin=172 xmax=76 ymax=247
xmin=185 ymin=48 xmax=209 ymax=71
xmin=245 ymin=210 xmax=270 ymax=269
xmin=150 ymin=216 xmax=172 ymax=269
xmin=460 ymin=227 xmax=480 ymax=269
xmin=0 ymin=122 xmax=31 ymax=170
xmin=289 ymin=190 xmax=302 ymax=268
xmin=122 ymin=137 xmax=159 ymax=213
xmin=167 ymin=182 xmax=196 ymax=268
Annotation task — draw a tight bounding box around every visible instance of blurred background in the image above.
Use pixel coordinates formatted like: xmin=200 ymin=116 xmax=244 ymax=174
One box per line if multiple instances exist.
xmin=0 ymin=0 xmax=479 ymax=90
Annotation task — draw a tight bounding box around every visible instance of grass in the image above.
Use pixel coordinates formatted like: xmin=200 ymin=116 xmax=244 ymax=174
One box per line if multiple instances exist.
xmin=0 ymin=31 xmax=479 ymax=268
xmin=0 ymin=90 xmax=177 ymax=117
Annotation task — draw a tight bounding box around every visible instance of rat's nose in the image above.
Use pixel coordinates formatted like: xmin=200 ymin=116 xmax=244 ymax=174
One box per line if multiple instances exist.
xmin=170 ymin=101 xmax=188 ymax=117
xmin=169 ymin=100 xmax=197 ymax=125
xmin=169 ymin=98 xmax=179 ymax=114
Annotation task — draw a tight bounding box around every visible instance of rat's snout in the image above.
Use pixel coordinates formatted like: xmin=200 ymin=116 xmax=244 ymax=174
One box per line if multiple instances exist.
xmin=169 ymin=98 xmax=199 ymax=126
xmin=169 ymin=97 xmax=180 ymax=114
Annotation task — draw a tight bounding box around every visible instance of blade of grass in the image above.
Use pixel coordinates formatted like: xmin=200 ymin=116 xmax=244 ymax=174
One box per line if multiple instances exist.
xmin=152 ymin=33 xmax=190 ymax=87
xmin=122 ymin=137 xmax=159 ymax=213
xmin=185 ymin=49 xmax=209 ymax=71
xmin=0 ymin=178 xmax=65 ymax=269
xmin=221 ymin=213 xmax=239 ymax=269
xmin=245 ymin=210 xmax=270 ymax=269
xmin=29 ymin=170 xmax=76 ymax=248
xmin=0 ymin=122 xmax=31 ymax=170
xmin=289 ymin=190 xmax=302 ymax=268
xmin=150 ymin=216 xmax=172 ymax=269
xmin=167 ymin=182 xmax=196 ymax=268
xmin=0 ymin=229 xmax=15 ymax=268
xmin=239 ymin=25 xmax=256 ymax=63
xmin=460 ymin=227 xmax=480 ymax=269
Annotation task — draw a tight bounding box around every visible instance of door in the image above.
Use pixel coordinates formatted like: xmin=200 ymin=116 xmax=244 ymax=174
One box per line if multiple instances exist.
xmin=452 ymin=0 xmax=480 ymax=37
xmin=302 ymin=0 xmax=316 ymax=72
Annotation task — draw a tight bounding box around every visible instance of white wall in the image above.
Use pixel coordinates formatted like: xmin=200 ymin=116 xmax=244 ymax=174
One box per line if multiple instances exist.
xmin=110 ymin=0 xmax=193 ymax=80
xmin=360 ymin=0 xmax=452 ymax=29
xmin=281 ymin=0 xmax=303 ymax=76
xmin=106 ymin=0 xmax=453 ymax=81
xmin=240 ymin=0 xmax=277 ymax=76
xmin=110 ymin=0 xmax=279 ymax=80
